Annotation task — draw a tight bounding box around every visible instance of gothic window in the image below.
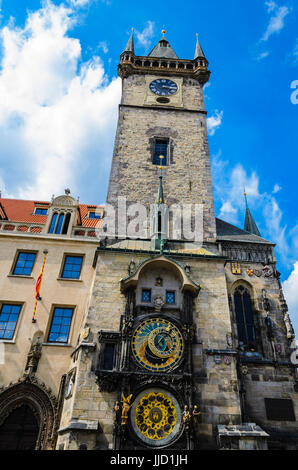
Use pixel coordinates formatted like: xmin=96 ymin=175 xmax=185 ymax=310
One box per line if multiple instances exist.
xmin=48 ymin=307 xmax=74 ymax=343
xmin=153 ymin=139 xmax=169 ymax=166
xmin=49 ymin=213 xmax=58 ymax=233
xmin=61 ymin=255 xmax=83 ymax=279
xmin=13 ymin=252 xmax=36 ymax=276
xmin=234 ymin=286 xmax=256 ymax=349
xmin=0 ymin=304 xmax=22 ymax=340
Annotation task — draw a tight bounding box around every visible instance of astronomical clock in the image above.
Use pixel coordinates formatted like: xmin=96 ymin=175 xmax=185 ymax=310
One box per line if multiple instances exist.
xmin=96 ymin=259 xmax=200 ymax=450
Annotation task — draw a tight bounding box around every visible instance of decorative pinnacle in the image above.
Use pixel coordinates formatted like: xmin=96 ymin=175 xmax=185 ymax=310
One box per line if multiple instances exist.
xmin=159 ymin=155 xmax=165 ymax=170
xmin=161 ymin=29 xmax=166 ymax=38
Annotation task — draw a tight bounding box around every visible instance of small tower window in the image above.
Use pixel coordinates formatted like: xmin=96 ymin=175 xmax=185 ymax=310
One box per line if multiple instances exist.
xmin=142 ymin=289 xmax=151 ymax=303
xmin=153 ymin=139 xmax=168 ymax=166
xmin=102 ymin=344 xmax=115 ymax=370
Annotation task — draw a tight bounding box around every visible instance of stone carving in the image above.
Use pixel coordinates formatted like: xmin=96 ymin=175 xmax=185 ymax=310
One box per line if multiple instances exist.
xmin=284 ymin=313 xmax=295 ymax=340
xmin=128 ymin=260 xmax=136 ymax=275
xmin=265 ymin=314 xmax=274 ymax=340
xmin=25 ymin=333 xmax=43 ymax=375
xmin=262 ymin=265 xmax=273 ymax=278
xmin=65 ymin=368 xmax=76 ymax=400
xmin=152 ymin=295 xmax=165 ymax=311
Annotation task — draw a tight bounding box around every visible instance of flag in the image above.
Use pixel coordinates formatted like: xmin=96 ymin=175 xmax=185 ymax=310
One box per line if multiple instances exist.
xmin=35 ymin=272 xmax=42 ymax=300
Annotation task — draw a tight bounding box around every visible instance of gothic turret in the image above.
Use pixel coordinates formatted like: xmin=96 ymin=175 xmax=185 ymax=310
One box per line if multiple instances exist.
xmin=194 ymin=33 xmax=205 ymax=59
xmin=123 ymin=28 xmax=135 ymax=54
xmin=244 ymin=192 xmax=261 ymax=237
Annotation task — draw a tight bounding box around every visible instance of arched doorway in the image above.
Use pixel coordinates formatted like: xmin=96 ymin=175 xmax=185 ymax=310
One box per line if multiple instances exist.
xmin=0 ymin=377 xmax=57 ymax=450
xmin=0 ymin=404 xmax=39 ymax=450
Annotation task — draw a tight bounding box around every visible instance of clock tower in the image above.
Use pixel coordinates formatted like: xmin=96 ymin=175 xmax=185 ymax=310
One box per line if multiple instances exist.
xmin=107 ymin=30 xmax=216 ymax=242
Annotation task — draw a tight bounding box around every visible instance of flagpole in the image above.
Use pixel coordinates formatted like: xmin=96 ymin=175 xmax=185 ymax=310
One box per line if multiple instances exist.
xmin=32 ymin=249 xmax=48 ymax=323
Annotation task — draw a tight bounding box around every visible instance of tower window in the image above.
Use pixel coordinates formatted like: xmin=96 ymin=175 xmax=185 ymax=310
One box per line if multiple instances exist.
xmin=0 ymin=304 xmax=22 ymax=340
xmin=234 ymin=286 xmax=256 ymax=349
xmin=142 ymin=289 xmax=151 ymax=303
xmin=48 ymin=307 xmax=74 ymax=343
xmin=48 ymin=212 xmax=71 ymax=235
xmin=153 ymin=139 xmax=168 ymax=166
xmin=166 ymin=291 xmax=176 ymax=305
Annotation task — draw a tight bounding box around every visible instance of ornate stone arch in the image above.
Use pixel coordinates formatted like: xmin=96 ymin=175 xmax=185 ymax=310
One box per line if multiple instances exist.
xmin=0 ymin=376 xmax=58 ymax=450
xmin=121 ymin=255 xmax=200 ymax=296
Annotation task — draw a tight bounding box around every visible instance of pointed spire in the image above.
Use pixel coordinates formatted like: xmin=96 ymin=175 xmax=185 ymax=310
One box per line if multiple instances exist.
xmin=148 ymin=29 xmax=178 ymax=59
xmin=194 ymin=33 xmax=205 ymax=59
xmin=124 ymin=28 xmax=135 ymax=54
xmin=244 ymin=191 xmax=261 ymax=237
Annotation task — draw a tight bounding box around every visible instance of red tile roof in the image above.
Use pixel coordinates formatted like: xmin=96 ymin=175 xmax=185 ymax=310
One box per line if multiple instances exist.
xmin=0 ymin=198 xmax=104 ymax=228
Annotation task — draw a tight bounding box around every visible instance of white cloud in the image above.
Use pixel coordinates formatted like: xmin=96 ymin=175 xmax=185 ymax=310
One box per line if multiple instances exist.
xmin=256 ymin=51 xmax=270 ymax=60
xmin=283 ymin=262 xmax=298 ymax=333
xmin=68 ymin=0 xmax=94 ymax=7
xmin=273 ymin=183 xmax=282 ymax=193
xmin=135 ymin=21 xmax=155 ymax=50
xmin=207 ymin=110 xmax=223 ymax=136
xmin=0 ymin=1 xmax=121 ymax=201
xmin=262 ymin=2 xmax=290 ymax=41
xmin=98 ymin=41 xmax=108 ymax=54
xmin=211 ymin=153 xmax=296 ymax=266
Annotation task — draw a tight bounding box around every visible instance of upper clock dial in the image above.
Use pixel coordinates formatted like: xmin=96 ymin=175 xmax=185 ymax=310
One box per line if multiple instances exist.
xmin=131 ymin=318 xmax=184 ymax=372
xmin=150 ymin=79 xmax=178 ymax=96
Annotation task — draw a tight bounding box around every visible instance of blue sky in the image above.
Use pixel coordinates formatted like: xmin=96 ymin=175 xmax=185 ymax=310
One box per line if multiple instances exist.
xmin=0 ymin=0 xmax=297 ymax=328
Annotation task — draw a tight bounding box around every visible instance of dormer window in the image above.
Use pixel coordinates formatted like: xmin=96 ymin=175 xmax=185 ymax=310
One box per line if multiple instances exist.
xmin=88 ymin=211 xmax=101 ymax=220
xmin=48 ymin=212 xmax=71 ymax=235
xmin=35 ymin=208 xmax=48 ymax=215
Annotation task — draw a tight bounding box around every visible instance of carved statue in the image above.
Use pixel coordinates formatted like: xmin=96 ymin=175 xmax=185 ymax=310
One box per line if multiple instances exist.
xmin=192 ymin=405 xmax=201 ymax=428
xmin=25 ymin=333 xmax=43 ymax=375
xmin=284 ymin=313 xmax=295 ymax=340
xmin=121 ymin=394 xmax=133 ymax=425
xmin=114 ymin=401 xmax=122 ymax=424
xmin=183 ymin=405 xmax=192 ymax=430
xmin=265 ymin=314 xmax=274 ymax=340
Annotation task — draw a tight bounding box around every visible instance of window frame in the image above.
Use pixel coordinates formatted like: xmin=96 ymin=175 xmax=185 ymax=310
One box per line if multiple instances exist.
xmin=46 ymin=305 xmax=75 ymax=345
xmin=141 ymin=288 xmax=152 ymax=303
xmin=34 ymin=207 xmax=48 ymax=216
xmin=0 ymin=302 xmax=23 ymax=341
xmin=233 ymin=285 xmax=257 ymax=350
xmin=59 ymin=254 xmax=84 ymax=280
xmin=165 ymin=290 xmax=176 ymax=305
xmin=10 ymin=250 xmax=38 ymax=277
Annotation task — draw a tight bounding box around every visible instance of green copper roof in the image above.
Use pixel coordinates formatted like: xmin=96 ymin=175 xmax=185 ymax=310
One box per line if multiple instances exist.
xmin=156 ymin=174 xmax=165 ymax=205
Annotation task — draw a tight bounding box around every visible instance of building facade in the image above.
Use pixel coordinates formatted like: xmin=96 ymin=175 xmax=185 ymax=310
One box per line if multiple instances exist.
xmin=0 ymin=32 xmax=297 ymax=451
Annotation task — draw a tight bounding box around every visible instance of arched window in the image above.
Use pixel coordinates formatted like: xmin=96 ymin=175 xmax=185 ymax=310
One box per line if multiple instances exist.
xmin=234 ymin=286 xmax=256 ymax=349
xmin=55 ymin=213 xmax=65 ymax=234
xmin=48 ymin=213 xmax=58 ymax=234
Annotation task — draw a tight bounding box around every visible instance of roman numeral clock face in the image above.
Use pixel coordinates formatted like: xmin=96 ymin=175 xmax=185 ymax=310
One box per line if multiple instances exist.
xmin=150 ymin=79 xmax=178 ymax=96
xmin=131 ymin=318 xmax=184 ymax=372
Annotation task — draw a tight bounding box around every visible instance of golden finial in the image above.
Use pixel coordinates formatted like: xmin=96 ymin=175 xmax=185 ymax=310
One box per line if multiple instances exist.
xmin=196 ymin=33 xmax=199 ymax=37
xmin=162 ymin=29 xmax=166 ymax=37
xmin=159 ymin=155 xmax=165 ymax=170
xmin=132 ymin=27 xmax=134 ymax=32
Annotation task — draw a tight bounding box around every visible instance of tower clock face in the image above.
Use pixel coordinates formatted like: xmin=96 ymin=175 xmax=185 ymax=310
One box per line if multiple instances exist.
xmin=149 ymin=79 xmax=178 ymax=96
xmin=131 ymin=318 xmax=184 ymax=372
